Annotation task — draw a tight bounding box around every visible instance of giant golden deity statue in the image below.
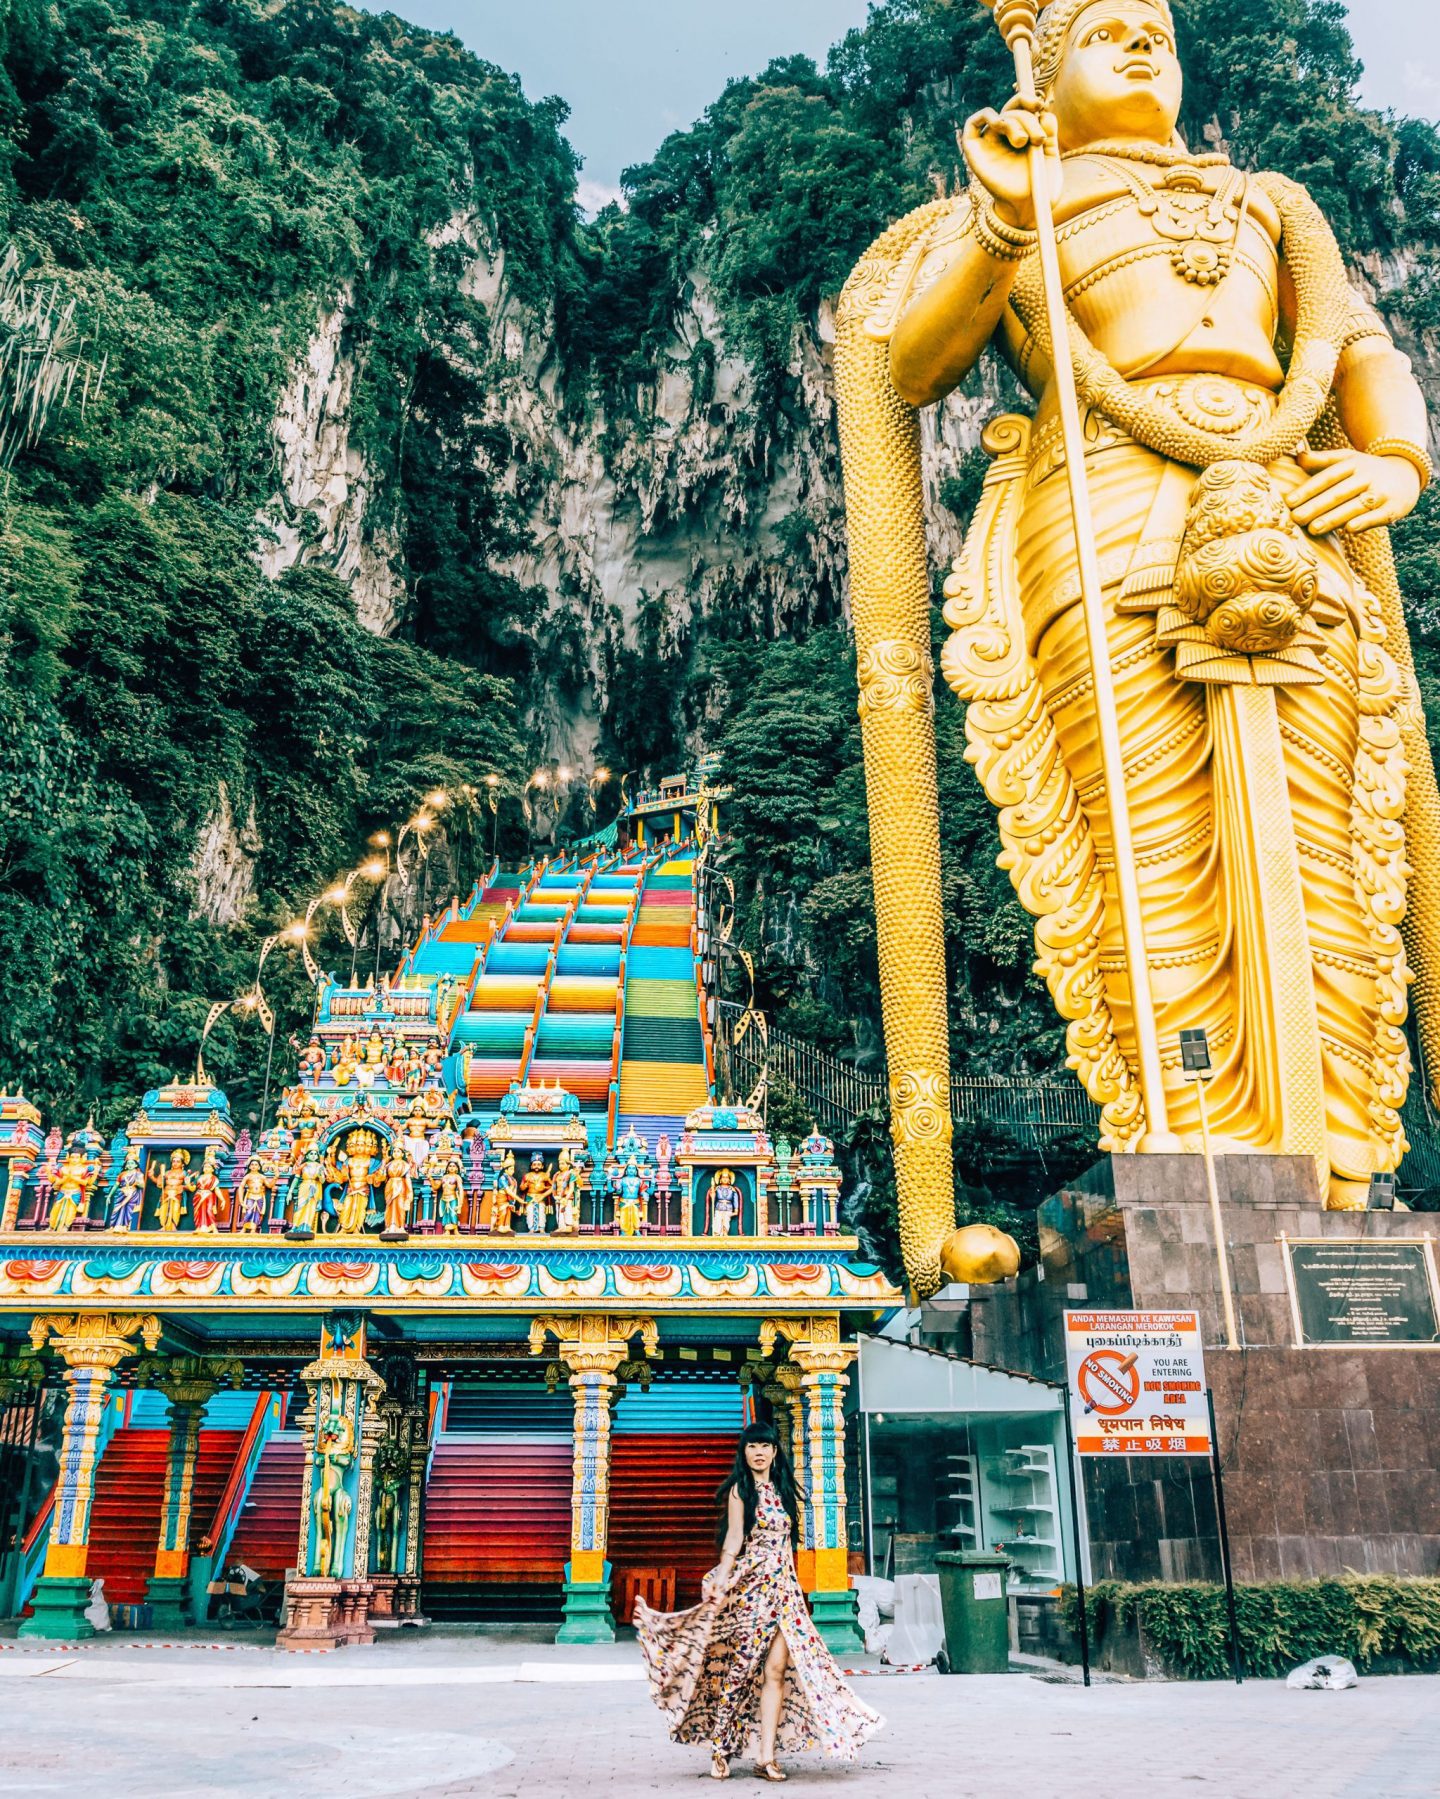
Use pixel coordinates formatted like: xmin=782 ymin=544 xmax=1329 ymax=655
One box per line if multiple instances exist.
xmin=836 ymin=0 xmax=1439 ymax=1290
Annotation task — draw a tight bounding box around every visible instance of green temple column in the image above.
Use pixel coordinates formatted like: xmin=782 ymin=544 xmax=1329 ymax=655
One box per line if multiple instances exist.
xmin=277 ymin=1313 xmax=385 ymax=1653
xmin=368 ymin=1364 xmax=429 ymax=1628
xmin=761 ymin=1316 xmax=864 ymax=1653
xmin=530 ymin=1314 xmax=657 ymax=1644
xmin=20 ymin=1313 xmax=161 ymax=1640
xmin=144 ymin=1357 xmax=242 ymax=1630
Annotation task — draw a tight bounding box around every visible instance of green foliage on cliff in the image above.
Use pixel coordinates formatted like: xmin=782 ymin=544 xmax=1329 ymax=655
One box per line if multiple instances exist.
xmin=0 ymin=0 xmax=551 ymax=1123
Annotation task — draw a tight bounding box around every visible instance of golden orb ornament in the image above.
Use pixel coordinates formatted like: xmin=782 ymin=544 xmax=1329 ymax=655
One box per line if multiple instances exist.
xmin=939 ymin=1223 xmax=1022 ymax=1286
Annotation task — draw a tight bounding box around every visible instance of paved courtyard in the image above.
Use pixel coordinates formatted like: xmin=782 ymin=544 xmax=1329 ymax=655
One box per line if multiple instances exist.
xmin=0 ymin=1628 xmax=1434 ymax=1799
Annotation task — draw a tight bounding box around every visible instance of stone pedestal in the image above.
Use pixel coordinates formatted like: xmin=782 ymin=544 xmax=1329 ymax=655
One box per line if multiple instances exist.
xmin=807 ymin=1586 xmax=864 ymax=1653
xmin=368 ymin=1572 xmax=399 ymax=1628
xmin=558 ymin=1564 xmax=615 ymax=1644
xmin=968 ymin=1153 xmax=1440 ymax=1583
xmin=276 ymin=1576 xmax=344 ymax=1651
xmin=395 ymin=1575 xmax=427 ymax=1626
xmin=336 ymin=1578 xmax=374 ymax=1646
xmin=143 ymin=1575 xmax=190 ymax=1632
xmin=18 ymin=1575 xmax=94 ymax=1641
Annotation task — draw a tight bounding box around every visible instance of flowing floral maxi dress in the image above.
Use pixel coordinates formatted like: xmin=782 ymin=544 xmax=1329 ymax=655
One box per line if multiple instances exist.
xmin=634 ymin=1481 xmax=884 ymax=1761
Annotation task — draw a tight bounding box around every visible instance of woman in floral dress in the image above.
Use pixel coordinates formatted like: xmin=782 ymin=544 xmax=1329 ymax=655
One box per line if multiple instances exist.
xmin=634 ymin=1421 xmax=883 ymax=1781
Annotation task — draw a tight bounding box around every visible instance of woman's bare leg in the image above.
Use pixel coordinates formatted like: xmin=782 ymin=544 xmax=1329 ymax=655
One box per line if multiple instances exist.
xmin=757 ymin=1630 xmax=790 ymax=1764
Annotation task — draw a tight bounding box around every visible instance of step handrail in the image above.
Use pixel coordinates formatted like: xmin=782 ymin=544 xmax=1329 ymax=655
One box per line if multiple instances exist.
xmin=205 ymin=1390 xmax=282 ymax=1571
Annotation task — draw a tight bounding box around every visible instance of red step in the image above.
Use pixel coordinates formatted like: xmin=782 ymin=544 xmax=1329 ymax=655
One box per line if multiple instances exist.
xmin=422 ymin=1441 xmax=572 ymax=1584
xmin=607 ymin=1434 xmax=734 ymax=1608
xmin=86 ymin=1427 xmax=244 ymax=1604
xmin=227 ymin=1435 xmax=305 ymax=1581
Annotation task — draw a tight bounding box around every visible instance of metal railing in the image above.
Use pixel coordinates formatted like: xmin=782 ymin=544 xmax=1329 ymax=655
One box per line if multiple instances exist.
xmin=713 ymin=1000 xmax=1099 ymax=1142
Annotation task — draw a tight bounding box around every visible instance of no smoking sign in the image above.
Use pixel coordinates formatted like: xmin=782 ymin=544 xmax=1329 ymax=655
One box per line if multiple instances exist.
xmin=1064 ymin=1312 xmax=1211 ymax=1456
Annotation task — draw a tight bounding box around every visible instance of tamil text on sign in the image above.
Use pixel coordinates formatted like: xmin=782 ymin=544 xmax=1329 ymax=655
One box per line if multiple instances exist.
xmin=1284 ymin=1238 xmax=1440 ymax=1348
xmin=1064 ymin=1310 xmax=1211 ymax=1458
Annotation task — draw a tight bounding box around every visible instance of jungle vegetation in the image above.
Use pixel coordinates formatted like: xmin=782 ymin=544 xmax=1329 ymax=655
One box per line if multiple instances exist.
xmin=0 ymin=0 xmax=1437 ymax=1262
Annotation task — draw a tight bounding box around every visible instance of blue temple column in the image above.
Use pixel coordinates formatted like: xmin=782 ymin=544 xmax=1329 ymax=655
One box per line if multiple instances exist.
xmin=530 ymin=1313 xmax=657 ymax=1644
xmin=760 ymin=1315 xmax=864 ymax=1652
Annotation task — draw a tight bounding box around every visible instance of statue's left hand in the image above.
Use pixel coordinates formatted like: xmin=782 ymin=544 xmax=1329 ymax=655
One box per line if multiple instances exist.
xmin=1287 ymin=448 xmax=1422 ymax=536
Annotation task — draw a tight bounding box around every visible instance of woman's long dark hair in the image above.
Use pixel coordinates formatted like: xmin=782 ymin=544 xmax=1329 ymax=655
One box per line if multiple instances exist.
xmin=715 ymin=1420 xmax=804 ymax=1544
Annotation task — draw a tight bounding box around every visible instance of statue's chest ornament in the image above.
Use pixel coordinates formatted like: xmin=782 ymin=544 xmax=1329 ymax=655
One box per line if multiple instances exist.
xmin=1104 ymin=160 xmax=1248 ymax=287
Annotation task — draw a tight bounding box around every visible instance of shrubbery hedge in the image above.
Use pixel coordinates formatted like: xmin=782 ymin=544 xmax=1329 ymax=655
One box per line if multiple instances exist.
xmin=1061 ymin=1577 xmax=1440 ymax=1679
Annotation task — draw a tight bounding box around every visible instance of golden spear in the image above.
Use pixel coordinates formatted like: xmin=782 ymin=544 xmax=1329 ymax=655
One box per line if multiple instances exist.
xmin=980 ymin=0 xmax=1175 ymax=1145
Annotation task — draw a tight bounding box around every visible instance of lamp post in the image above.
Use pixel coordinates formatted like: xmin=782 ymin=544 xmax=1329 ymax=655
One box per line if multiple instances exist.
xmin=367 ymin=832 xmax=392 ymax=989
xmin=588 ymin=766 xmax=612 ymax=819
xmin=485 ymin=773 xmax=501 ymax=865
xmin=1179 ymin=1028 xmax=1240 ymax=1351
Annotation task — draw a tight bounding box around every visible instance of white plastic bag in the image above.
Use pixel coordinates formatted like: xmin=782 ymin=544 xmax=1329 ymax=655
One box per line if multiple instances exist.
xmin=1286 ymin=1655 xmax=1358 ymax=1690
xmin=884 ymin=1573 xmax=945 ymax=1665
xmin=84 ymin=1578 xmax=112 ymax=1633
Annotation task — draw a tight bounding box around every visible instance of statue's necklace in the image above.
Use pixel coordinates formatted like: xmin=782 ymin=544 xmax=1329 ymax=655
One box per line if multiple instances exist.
xmin=1082 ymin=153 xmax=1248 ymax=287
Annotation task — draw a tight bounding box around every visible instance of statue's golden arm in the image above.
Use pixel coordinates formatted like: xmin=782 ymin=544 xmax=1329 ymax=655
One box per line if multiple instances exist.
xmin=888 ymin=231 xmax=1019 ymax=409
xmin=1330 ymin=335 xmax=1430 ymax=468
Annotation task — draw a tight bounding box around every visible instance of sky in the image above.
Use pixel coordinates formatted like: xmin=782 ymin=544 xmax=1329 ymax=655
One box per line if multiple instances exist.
xmin=374 ymin=1 xmax=1439 ymax=207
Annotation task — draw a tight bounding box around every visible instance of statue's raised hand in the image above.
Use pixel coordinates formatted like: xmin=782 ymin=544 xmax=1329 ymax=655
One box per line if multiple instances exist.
xmin=959 ymin=97 xmax=1060 ymax=232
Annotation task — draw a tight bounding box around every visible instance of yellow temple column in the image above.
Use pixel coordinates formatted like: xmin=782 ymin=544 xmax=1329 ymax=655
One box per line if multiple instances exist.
xmin=530 ymin=1313 xmax=657 ymax=1643
xmin=144 ymin=1356 xmax=242 ymax=1630
xmin=20 ymin=1312 xmax=161 ymax=1639
xmin=761 ymin=1316 xmax=863 ymax=1652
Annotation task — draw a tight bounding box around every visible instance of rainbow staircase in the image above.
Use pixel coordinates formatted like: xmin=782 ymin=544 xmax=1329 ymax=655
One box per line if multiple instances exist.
xmin=73 ymin=1391 xmax=255 ymax=1605
xmin=617 ymin=854 xmax=710 ymax=1150
xmin=226 ymin=1434 xmax=305 ymax=1583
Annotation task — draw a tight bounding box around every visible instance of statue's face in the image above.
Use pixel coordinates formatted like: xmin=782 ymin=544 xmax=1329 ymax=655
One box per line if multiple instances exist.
xmin=1050 ymin=3 xmax=1182 ymax=150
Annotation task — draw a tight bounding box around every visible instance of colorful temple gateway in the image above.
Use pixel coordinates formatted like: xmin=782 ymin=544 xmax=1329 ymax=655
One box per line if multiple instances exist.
xmin=0 ymin=790 xmax=897 ymax=1649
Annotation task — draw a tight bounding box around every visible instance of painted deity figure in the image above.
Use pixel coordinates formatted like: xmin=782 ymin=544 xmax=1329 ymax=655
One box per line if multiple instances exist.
xmin=149 ymin=1148 xmax=195 ymax=1232
xmin=191 ymin=1145 xmax=225 ymax=1234
xmin=615 ymin=1158 xmax=646 ymax=1237
xmin=380 ymin=1146 xmax=414 ymax=1240
xmin=329 ymin=1130 xmax=382 ymax=1233
xmin=434 ymin=1156 xmax=466 ymax=1235
xmin=286 ymin=1146 xmax=327 ymax=1241
xmin=364 ymin=1029 xmax=385 ymax=1068
xmin=234 ymin=1158 xmax=273 ymax=1234
xmin=709 ymin=1168 xmax=741 ymax=1237
xmin=422 ymin=1037 xmax=445 ymax=1083
xmin=311 ymin=1391 xmax=355 ymax=1580
xmin=518 ymin=1153 xmax=553 ymax=1234
xmin=46 ymin=1137 xmax=99 ymax=1233
xmin=551 ymin=1147 xmax=580 ymax=1234
xmin=107 ymin=1145 xmax=145 ymax=1232
xmin=298 ymin=1036 xmax=326 ymax=1081
xmin=840 ymin=0 xmax=1438 ymax=1216
xmin=485 ymin=1150 xmax=519 ymax=1233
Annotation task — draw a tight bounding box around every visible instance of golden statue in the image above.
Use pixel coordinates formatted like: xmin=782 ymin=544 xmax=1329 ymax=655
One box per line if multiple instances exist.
xmin=836 ymin=0 xmax=1437 ymax=1289
xmin=329 ymin=1128 xmax=381 ymax=1233
xmin=148 ymin=1147 xmax=195 ymax=1233
xmin=379 ymin=1145 xmax=414 ymax=1241
xmin=46 ymin=1136 xmax=99 ymax=1233
xmin=551 ymin=1146 xmax=580 ymax=1234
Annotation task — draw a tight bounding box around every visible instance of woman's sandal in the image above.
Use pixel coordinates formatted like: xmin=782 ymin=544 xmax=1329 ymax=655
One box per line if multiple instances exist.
xmin=755 ymin=1764 xmax=787 ymax=1783
xmin=710 ymin=1751 xmax=730 ymax=1781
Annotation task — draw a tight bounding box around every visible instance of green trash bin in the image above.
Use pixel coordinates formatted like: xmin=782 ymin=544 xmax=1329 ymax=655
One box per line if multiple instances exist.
xmin=934 ymin=1550 xmax=1011 ymax=1674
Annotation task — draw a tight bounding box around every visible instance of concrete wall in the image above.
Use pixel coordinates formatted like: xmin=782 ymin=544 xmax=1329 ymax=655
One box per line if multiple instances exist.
xmin=968 ymin=1155 xmax=1440 ymax=1582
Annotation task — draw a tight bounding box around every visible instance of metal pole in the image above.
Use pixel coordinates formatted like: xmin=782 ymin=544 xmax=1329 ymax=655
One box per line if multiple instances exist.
xmin=1060 ymin=1384 xmax=1091 ymax=1687
xmin=258 ymin=1022 xmax=278 ymax=1137
xmin=991 ymin=3 xmax=1171 ymax=1144
xmin=1193 ymin=1077 xmax=1241 ymax=1350
xmin=1206 ymin=1386 xmax=1244 ymax=1684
